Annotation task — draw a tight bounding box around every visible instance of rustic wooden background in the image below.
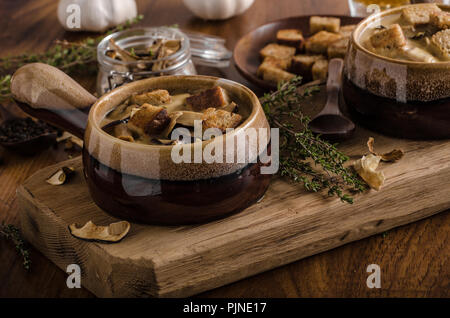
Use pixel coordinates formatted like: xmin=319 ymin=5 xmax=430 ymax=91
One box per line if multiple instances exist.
xmin=0 ymin=0 xmax=448 ymax=297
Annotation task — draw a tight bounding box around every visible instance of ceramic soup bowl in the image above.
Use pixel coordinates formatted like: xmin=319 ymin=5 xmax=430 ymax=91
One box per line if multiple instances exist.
xmin=343 ymin=4 xmax=450 ymax=139
xmin=11 ymin=63 xmax=272 ymax=225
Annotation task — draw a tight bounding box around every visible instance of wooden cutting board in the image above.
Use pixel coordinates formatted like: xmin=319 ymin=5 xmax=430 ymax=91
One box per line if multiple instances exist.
xmin=16 ymin=91 xmax=450 ymax=297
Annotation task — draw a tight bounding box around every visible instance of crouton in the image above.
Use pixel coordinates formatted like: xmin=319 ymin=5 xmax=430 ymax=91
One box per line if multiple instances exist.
xmin=276 ymin=29 xmax=305 ymax=49
xmin=327 ymin=37 xmax=349 ymax=59
xmin=305 ymin=31 xmax=343 ymax=54
xmin=339 ymin=24 xmax=357 ymax=38
xmin=260 ymin=43 xmax=296 ymax=60
xmin=290 ymin=54 xmax=325 ymax=78
xmin=202 ymin=108 xmax=242 ymax=132
xmin=131 ymin=89 xmax=171 ymax=106
xmin=312 ymin=59 xmax=329 ymax=81
xmin=257 ymin=63 xmax=296 ymax=85
xmin=430 ymin=29 xmax=450 ymax=61
xmin=261 ymin=56 xmax=292 ymax=70
xmin=186 ymin=87 xmax=229 ymax=112
xmin=370 ymin=24 xmax=406 ymax=49
xmin=310 ymin=16 xmax=341 ymax=34
xmin=128 ymin=104 xmax=171 ymax=136
xmin=401 ymin=3 xmax=441 ymax=25
xmin=430 ymin=11 xmax=450 ymax=30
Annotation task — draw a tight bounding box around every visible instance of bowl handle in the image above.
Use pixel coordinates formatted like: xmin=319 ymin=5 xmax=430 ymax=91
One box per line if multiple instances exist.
xmin=10 ymin=63 xmax=97 ymax=139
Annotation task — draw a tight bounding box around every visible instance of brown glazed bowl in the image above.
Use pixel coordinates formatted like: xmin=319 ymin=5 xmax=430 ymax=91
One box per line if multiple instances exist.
xmin=343 ymin=4 xmax=450 ymax=139
xmin=11 ymin=63 xmax=272 ymax=225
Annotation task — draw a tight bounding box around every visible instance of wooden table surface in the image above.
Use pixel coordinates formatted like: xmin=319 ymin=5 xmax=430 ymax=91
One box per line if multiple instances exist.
xmin=0 ymin=0 xmax=448 ymax=298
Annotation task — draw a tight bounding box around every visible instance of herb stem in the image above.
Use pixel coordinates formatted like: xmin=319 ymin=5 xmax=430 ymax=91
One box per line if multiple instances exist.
xmin=0 ymin=224 xmax=31 ymax=270
xmin=261 ymin=76 xmax=366 ymax=203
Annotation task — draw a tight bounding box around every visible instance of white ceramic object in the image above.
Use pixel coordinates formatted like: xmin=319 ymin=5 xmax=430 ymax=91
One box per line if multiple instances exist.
xmin=57 ymin=0 xmax=138 ymax=32
xmin=183 ymin=0 xmax=254 ymax=20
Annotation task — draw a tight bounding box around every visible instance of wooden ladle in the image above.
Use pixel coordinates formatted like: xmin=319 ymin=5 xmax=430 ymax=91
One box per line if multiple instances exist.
xmin=309 ymin=58 xmax=355 ymax=141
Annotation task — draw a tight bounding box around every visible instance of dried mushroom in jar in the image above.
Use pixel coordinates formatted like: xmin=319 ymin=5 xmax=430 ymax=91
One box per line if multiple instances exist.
xmin=106 ymin=37 xmax=183 ymax=73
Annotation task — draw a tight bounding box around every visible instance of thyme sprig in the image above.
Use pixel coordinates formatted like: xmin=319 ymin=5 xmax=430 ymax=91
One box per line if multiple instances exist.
xmin=0 ymin=14 xmax=144 ymax=102
xmin=0 ymin=223 xmax=31 ymax=270
xmin=261 ymin=77 xmax=366 ymax=203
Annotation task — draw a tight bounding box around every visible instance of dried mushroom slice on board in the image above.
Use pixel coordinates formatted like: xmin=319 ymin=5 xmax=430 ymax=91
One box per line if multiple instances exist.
xmin=367 ymin=137 xmax=404 ymax=162
xmin=46 ymin=166 xmax=75 ymax=185
xmin=69 ymin=220 xmax=131 ymax=243
xmin=353 ymin=154 xmax=385 ymax=191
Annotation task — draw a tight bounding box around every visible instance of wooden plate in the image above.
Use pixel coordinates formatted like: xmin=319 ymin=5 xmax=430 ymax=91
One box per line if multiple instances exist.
xmin=233 ymin=15 xmax=363 ymax=90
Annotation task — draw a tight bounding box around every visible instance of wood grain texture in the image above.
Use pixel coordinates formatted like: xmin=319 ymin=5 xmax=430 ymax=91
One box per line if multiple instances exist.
xmin=16 ymin=88 xmax=450 ymax=297
xmin=0 ymin=0 xmax=449 ymax=298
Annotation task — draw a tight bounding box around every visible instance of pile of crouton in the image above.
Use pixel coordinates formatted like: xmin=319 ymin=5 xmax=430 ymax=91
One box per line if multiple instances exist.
xmin=257 ymin=16 xmax=356 ymax=85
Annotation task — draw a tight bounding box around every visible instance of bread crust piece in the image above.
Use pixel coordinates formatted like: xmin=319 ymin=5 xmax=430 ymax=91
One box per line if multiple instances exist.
xmin=312 ymin=59 xmax=329 ymax=81
xmin=310 ymin=16 xmax=341 ymax=34
xmin=131 ymin=89 xmax=172 ymax=106
xmin=202 ymin=108 xmax=243 ymax=133
xmin=327 ymin=37 xmax=349 ymax=59
xmin=370 ymin=24 xmax=406 ymax=49
xmin=430 ymin=11 xmax=450 ymax=30
xmin=257 ymin=63 xmax=296 ymax=85
xmin=259 ymin=43 xmax=296 ymax=60
xmin=290 ymin=54 xmax=325 ymax=78
xmin=127 ymin=104 xmax=171 ymax=136
xmin=339 ymin=24 xmax=357 ymax=38
xmin=430 ymin=29 xmax=450 ymax=61
xmin=186 ymin=87 xmax=229 ymax=112
xmin=276 ymin=29 xmax=305 ymax=50
xmin=305 ymin=31 xmax=343 ymax=54
xmin=261 ymin=56 xmax=292 ymax=70
xmin=401 ymin=3 xmax=441 ymax=25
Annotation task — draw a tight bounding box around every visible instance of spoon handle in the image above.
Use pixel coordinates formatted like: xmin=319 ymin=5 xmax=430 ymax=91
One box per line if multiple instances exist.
xmin=322 ymin=58 xmax=344 ymax=116
xmin=327 ymin=58 xmax=344 ymax=91
xmin=10 ymin=63 xmax=97 ymax=139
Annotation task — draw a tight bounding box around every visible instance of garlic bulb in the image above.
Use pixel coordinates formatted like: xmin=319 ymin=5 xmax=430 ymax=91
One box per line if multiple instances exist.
xmin=183 ymin=0 xmax=254 ymax=20
xmin=57 ymin=0 xmax=138 ymax=32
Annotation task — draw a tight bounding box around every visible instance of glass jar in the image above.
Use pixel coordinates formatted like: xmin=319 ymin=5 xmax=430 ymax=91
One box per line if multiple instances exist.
xmin=97 ymin=27 xmax=232 ymax=95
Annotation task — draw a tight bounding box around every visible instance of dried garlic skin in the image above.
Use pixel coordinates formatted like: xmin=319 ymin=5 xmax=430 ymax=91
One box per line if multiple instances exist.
xmin=354 ymin=154 xmax=385 ymax=191
xmin=69 ymin=220 xmax=130 ymax=243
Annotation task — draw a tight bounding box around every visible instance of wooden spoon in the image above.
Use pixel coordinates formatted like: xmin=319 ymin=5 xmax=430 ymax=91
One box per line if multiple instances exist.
xmin=309 ymin=58 xmax=355 ymax=141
